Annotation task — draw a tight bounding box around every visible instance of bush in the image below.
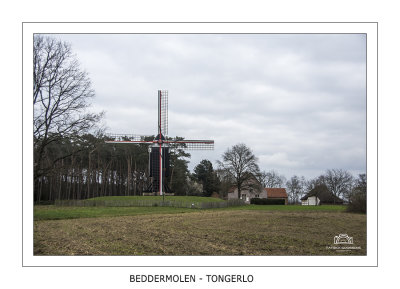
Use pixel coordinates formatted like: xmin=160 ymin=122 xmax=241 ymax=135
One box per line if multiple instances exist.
xmin=347 ymin=190 xmax=366 ymax=213
xmin=250 ymin=198 xmax=285 ymax=205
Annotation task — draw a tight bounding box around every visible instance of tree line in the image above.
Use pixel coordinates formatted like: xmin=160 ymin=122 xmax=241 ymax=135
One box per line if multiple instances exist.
xmin=34 ymin=133 xmax=192 ymax=203
xmin=197 ymin=143 xmax=366 ymax=206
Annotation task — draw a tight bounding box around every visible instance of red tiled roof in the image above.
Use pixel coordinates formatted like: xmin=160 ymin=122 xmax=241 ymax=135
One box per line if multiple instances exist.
xmin=265 ymin=188 xmax=288 ymax=198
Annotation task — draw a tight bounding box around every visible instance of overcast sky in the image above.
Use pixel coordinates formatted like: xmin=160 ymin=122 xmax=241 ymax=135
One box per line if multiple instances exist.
xmin=51 ymin=33 xmax=366 ymax=180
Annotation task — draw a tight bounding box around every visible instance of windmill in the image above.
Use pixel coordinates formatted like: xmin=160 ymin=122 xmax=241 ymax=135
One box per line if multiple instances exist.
xmin=105 ymin=90 xmax=214 ymax=196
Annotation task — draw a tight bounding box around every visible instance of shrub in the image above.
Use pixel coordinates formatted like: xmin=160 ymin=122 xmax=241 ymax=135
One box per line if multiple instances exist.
xmin=250 ymin=198 xmax=285 ymax=205
xmin=347 ymin=190 xmax=366 ymax=213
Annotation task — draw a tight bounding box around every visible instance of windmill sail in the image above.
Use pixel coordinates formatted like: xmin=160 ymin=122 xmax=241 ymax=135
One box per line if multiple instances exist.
xmin=158 ymin=90 xmax=168 ymax=137
xmin=166 ymin=139 xmax=214 ymax=150
xmin=104 ymin=133 xmax=153 ymax=144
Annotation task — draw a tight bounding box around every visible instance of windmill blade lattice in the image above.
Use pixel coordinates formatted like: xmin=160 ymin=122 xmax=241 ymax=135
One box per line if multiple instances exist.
xmin=105 ymin=133 xmax=153 ymax=143
xmin=159 ymin=90 xmax=168 ymax=136
xmin=167 ymin=139 xmax=214 ymax=150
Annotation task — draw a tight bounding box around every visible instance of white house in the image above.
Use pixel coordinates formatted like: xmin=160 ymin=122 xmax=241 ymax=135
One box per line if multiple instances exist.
xmin=301 ymin=184 xmax=344 ymax=206
xmin=227 ymin=176 xmax=288 ymax=204
xmin=227 ymin=181 xmax=266 ymax=204
xmin=301 ymin=195 xmax=320 ymax=206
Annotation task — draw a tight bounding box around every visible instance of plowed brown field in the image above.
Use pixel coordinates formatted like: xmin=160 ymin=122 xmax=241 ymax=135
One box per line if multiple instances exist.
xmin=34 ymin=210 xmax=366 ymax=255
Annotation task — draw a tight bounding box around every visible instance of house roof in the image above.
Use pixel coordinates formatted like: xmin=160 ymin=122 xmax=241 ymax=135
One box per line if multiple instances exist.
xmin=265 ymin=188 xmax=288 ymax=198
xmin=301 ymin=184 xmax=344 ymax=203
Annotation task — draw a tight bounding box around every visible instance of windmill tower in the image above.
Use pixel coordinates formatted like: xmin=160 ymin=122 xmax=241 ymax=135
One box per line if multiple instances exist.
xmin=105 ymin=90 xmax=214 ymax=196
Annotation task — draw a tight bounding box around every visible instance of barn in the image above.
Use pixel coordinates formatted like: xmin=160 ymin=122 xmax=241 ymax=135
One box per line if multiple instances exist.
xmin=264 ymin=188 xmax=288 ymax=205
xmin=301 ymin=184 xmax=344 ymax=205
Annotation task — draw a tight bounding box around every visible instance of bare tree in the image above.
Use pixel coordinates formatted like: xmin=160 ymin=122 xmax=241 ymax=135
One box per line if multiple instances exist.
xmin=286 ymin=175 xmax=306 ymax=204
xmin=324 ymin=169 xmax=354 ymax=202
xmin=262 ymin=170 xmax=286 ymax=188
xmin=33 ymin=35 xmax=103 ymax=181
xmin=354 ymin=173 xmax=366 ymax=191
xmin=256 ymin=170 xmax=268 ymax=187
xmin=305 ymin=175 xmax=326 ymax=192
xmin=347 ymin=173 xmax=366 ymax=213
xmin=217 ymin=143 xmax=260 ymax=199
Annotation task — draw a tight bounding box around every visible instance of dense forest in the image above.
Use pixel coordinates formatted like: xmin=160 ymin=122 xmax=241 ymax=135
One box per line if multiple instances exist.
xmin=34 ymin=133 xmax=192 ymax=203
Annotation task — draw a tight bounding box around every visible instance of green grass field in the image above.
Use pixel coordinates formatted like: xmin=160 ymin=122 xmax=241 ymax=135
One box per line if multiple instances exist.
xmin=35 ymin=195 xmax=346 ymax=221
xmin=34 ymin=197 xmax=364 ymax=256
xmin=54 ymin=195 xmax=230 ymax=210
xmin=87 ymin=196 xmax=225 ymax=203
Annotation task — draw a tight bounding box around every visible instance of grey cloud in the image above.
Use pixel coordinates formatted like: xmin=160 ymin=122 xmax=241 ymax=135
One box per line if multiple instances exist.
xmin=52 ymin=33 xmax=366 ymax=180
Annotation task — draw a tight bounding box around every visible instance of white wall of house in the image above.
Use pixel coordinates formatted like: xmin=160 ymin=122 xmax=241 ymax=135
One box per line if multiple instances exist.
xmin=302 ymin=196 xmax=320 ymax=206
xmin=227 ymin=186 xmax=267 ymax=204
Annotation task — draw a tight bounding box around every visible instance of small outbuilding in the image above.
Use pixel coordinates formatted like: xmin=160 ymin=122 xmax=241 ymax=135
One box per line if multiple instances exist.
xmin=265 ymin=188 xmax=288 ymax=205
xmin=301 ymin=184 xmax=344 ymax=205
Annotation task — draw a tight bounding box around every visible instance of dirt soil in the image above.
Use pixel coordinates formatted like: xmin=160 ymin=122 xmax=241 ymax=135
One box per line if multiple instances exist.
xmin=34 ymin=210 xmax=366 ymax=256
